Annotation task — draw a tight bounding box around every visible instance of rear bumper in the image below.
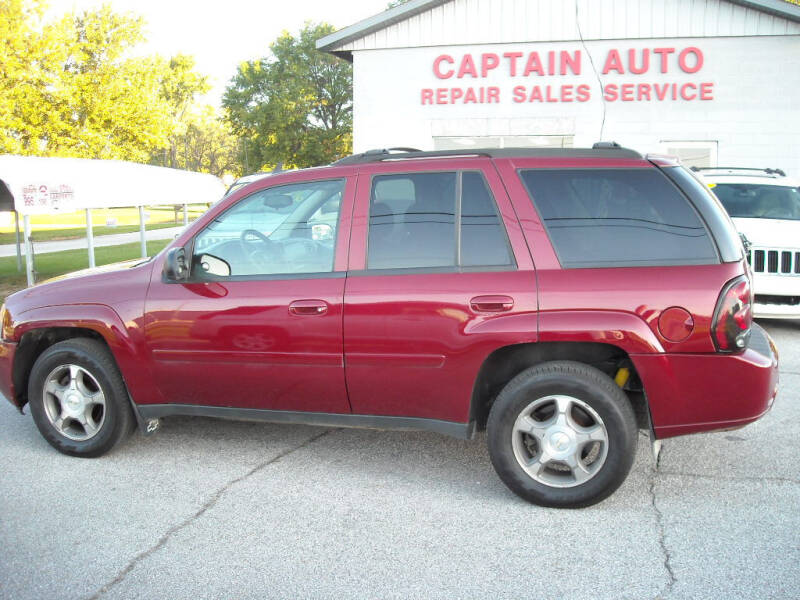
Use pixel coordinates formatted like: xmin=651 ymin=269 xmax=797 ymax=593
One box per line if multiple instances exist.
xmin=0 ymin=340 xmax=18 ymax=407
xmin=632 ymin=324 xmax=779 ymax=439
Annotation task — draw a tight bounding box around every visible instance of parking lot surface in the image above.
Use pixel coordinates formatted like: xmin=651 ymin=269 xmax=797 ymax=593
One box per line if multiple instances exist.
xmin=1 ymin=321 xmax=799 ymax=600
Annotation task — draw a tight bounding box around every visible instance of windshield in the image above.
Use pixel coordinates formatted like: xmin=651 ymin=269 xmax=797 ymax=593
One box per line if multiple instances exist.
xmin=712 ymin=184 xmax=800 ymax=220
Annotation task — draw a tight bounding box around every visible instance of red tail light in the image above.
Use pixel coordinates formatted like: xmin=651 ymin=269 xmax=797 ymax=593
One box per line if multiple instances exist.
xmin=712 ymin=276 xmax=752 ymax=352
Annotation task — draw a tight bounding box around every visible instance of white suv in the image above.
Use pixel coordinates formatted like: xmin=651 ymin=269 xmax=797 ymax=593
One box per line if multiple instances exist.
xmin=696 ymin=167 xmax=800 ymax=319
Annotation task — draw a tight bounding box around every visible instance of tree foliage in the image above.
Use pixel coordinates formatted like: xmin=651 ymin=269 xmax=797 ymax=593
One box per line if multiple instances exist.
xmin=152 ymin=106 xmax=242 ymax=178
xmin=223 ymin=23 xmax=352 ymax=170
xmin=153 ymin=54 xmax=213 ymax=170
xmin=0 ymin=0 xmax=69 ymax=155
xmin=55 ymin=6 xmax=175 ymax=161
xmin=0 ymin=1 xmax=218 ymax=167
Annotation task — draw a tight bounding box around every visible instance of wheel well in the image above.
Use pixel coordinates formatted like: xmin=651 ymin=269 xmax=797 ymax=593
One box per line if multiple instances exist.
xmin=12 ymin=327 xmax=109 ymax=409
xmin=470 ymin=342 xmax=648 ymax=432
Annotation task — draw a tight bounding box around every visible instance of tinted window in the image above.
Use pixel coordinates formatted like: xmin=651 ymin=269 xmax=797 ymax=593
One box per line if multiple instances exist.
xmin=520 ymin=168 xmax=718 ymax=268
xmin=368 ymin=172 xmax=456 ymax=269
xmin=193 ymin=179 xmax=344 ymax=277
xmin=661 ymin=167 xmax=742 ymax=263
xmin=712 ymin=184 xmax=800 ymax=221
xmin=460 ymin=172 xmax=513 ymax=267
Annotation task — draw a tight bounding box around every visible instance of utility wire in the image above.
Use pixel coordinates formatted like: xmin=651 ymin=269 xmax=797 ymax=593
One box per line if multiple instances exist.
xmin=575 ymin=0 xmax=607 ymax=141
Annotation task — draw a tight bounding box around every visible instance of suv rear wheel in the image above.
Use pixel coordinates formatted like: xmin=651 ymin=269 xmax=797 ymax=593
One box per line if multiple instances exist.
xmin=487 ymin=361 xmax=637 ymax=508
xmin=28 ymin=338 xmax=135 ymax=457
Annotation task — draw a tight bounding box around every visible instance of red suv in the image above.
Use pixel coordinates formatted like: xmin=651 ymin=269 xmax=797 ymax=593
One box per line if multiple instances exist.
xmin=0 ymin=147 xmax=779 ymax=507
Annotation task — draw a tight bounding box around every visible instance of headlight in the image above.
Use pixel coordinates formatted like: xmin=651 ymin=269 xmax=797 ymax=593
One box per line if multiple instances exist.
xmin=1 ymin=304 xmax=14 ymax=342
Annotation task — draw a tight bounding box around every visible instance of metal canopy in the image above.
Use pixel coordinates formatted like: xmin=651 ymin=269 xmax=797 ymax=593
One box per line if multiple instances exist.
xmin=0 ymin=155 xmax=225 ymax=287
xmin=0 ymin=179 xmax=13 ymax=212
xmin=0 ymin=155 xmax=224 ymax=215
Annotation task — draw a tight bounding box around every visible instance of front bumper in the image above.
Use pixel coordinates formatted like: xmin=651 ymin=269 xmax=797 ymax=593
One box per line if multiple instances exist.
xmin=632 ymin=323 xmax=779 ymax=439
xmin=752 ymin=272 xmax=800 ymax=319
xmin=753 ymin=300 xmax=800 ymax=320
xmin=0 ymin=340 xmax=18 ymax=408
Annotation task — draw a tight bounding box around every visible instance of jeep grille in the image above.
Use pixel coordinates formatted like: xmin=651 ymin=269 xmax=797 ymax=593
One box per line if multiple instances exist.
xmin=748 ymin=248 xmax=800 ymax=275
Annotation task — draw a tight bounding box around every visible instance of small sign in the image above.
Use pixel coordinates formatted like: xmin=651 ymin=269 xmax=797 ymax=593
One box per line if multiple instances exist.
xmin=20 ymin=183 xmax=75 ymax=212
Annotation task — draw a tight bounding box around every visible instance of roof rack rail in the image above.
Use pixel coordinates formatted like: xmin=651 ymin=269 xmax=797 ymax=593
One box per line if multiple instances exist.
xmin=690 ymin=166 xmax=787 ymax=177
xmin=333 ymin=146 xmax=641 ymax=165
xmin=333 ymin=147 xmax=424 ymax=165
xmin=592 ymin=141 xmax=621 ymax=149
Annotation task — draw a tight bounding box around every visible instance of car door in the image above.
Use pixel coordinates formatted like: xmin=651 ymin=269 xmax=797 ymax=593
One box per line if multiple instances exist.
xmin=343 ymin=158 xmax=539 ymax=424
xmin=143 ymin=175 xmax=355 ymax=414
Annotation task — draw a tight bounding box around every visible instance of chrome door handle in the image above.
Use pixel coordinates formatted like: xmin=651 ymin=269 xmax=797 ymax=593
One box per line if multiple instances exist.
xmin=289 ymin=300 xmax=329 ymax=316
xmin=470 ymin=295 xmax=514 ymax=313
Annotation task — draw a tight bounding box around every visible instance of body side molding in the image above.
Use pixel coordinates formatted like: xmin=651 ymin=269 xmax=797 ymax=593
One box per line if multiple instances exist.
xmin=137 ymin=404 xmax=476 ymax=440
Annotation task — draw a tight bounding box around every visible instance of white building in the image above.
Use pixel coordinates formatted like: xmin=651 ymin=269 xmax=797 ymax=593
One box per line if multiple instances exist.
xmin=318 ymin=0 xmax=800 ymax=176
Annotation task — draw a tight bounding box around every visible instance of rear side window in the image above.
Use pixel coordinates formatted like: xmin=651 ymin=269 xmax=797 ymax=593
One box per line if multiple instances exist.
xmin=368 ymin=172 xmax=456 ymax=269
xmin=461 ymin=172 xmax=514 ymax=267
xmin=519 ymin=168 xmax=718 ymax=268
xmin=367 ymin=171 xmax=514 ymax=270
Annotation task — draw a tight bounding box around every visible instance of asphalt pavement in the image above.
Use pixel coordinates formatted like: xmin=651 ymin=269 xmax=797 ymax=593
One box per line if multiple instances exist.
xmin=1 ymin=320 xmax=798 ymax=600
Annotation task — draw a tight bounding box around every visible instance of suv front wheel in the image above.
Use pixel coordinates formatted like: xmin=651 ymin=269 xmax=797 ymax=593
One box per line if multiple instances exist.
xmin=487 ymin=361 xmax=637 ymax=508
xmin=28 ymin=338 xmax=135 ymax=457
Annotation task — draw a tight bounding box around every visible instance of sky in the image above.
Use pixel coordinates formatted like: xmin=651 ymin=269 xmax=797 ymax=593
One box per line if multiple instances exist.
xmin=47 ymin=0 xmax=393 ymax=105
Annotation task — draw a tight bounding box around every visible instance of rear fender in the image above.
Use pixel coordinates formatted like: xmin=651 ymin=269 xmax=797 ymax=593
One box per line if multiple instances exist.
xmin=538 ymin=310 xmax=665 ymax=354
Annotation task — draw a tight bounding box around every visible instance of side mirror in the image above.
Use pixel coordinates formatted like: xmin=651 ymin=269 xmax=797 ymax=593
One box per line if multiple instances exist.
xmin=739 ymin=232 xmax=752 ymax=253
xmin=196 ymin=254 xmax=231 ymax=277
xmin=312 ymin=223 xmax=334 ymax=241
xmin=163 ymin=247 xmax=189 ymax=281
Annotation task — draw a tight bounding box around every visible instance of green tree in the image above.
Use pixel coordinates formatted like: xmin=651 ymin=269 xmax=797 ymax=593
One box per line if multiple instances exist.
xmin=223 ymin=22 xmax=352 ymax=170
xmin=0 ymin=0 xmax=69 ymax=154
xmin=0 ymin=1 xmax=212 ymax=165
xmin=154 ymin=106 xmax=242 ymax=178
xmin=53 ymin=6 xmax=174 ymax=161
xmin=155 ymin=54 xmax=212 ymax=169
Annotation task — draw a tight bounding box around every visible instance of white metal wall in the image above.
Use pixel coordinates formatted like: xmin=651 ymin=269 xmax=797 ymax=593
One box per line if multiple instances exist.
xmin=352 ymin=35 xmax=800 ymax=178
xmin=337 ymin=0 xmax=800 ymax=51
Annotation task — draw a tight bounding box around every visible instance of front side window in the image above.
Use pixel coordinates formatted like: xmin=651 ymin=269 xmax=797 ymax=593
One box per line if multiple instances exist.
xmin=193 ymin=179 xmax=344 ymax=277
xmin=520 ymin=168 xmax=718 ymax=268
xmin=367 ymin=171 xmax=514 ymax=270
xmin=712 ymin=184 xmax=800 ymax=221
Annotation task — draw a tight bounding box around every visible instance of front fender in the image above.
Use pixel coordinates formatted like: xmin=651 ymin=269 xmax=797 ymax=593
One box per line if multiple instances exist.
xmin=13 ymin=304 xmax=162 ymax=406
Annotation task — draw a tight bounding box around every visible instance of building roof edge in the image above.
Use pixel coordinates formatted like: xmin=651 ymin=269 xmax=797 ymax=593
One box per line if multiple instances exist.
xmin=316 ymin=0 xmax=450 ymax=59
xmin=316 ymin=0 xmax=800 ymax=60
xmin=730 ymin=0 xmax=800 ymax=23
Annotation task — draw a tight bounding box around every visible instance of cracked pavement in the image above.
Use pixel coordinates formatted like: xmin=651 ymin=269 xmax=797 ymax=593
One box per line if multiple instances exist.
xmin=1 ymin=320 xmax=799 ymax=600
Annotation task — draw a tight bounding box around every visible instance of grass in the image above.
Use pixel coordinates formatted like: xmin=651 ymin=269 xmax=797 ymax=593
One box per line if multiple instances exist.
xmin=1 ymin=239 xmax=170 ymax=302
xmin=0 ymin=204 xmax=208 ymax=245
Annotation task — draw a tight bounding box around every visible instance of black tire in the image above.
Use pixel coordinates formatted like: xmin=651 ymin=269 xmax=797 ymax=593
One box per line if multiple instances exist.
xmin=487 ymin=361 xmax=637 ymax=508
xmin=28 ymin=338 xmax=135 ymax=457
